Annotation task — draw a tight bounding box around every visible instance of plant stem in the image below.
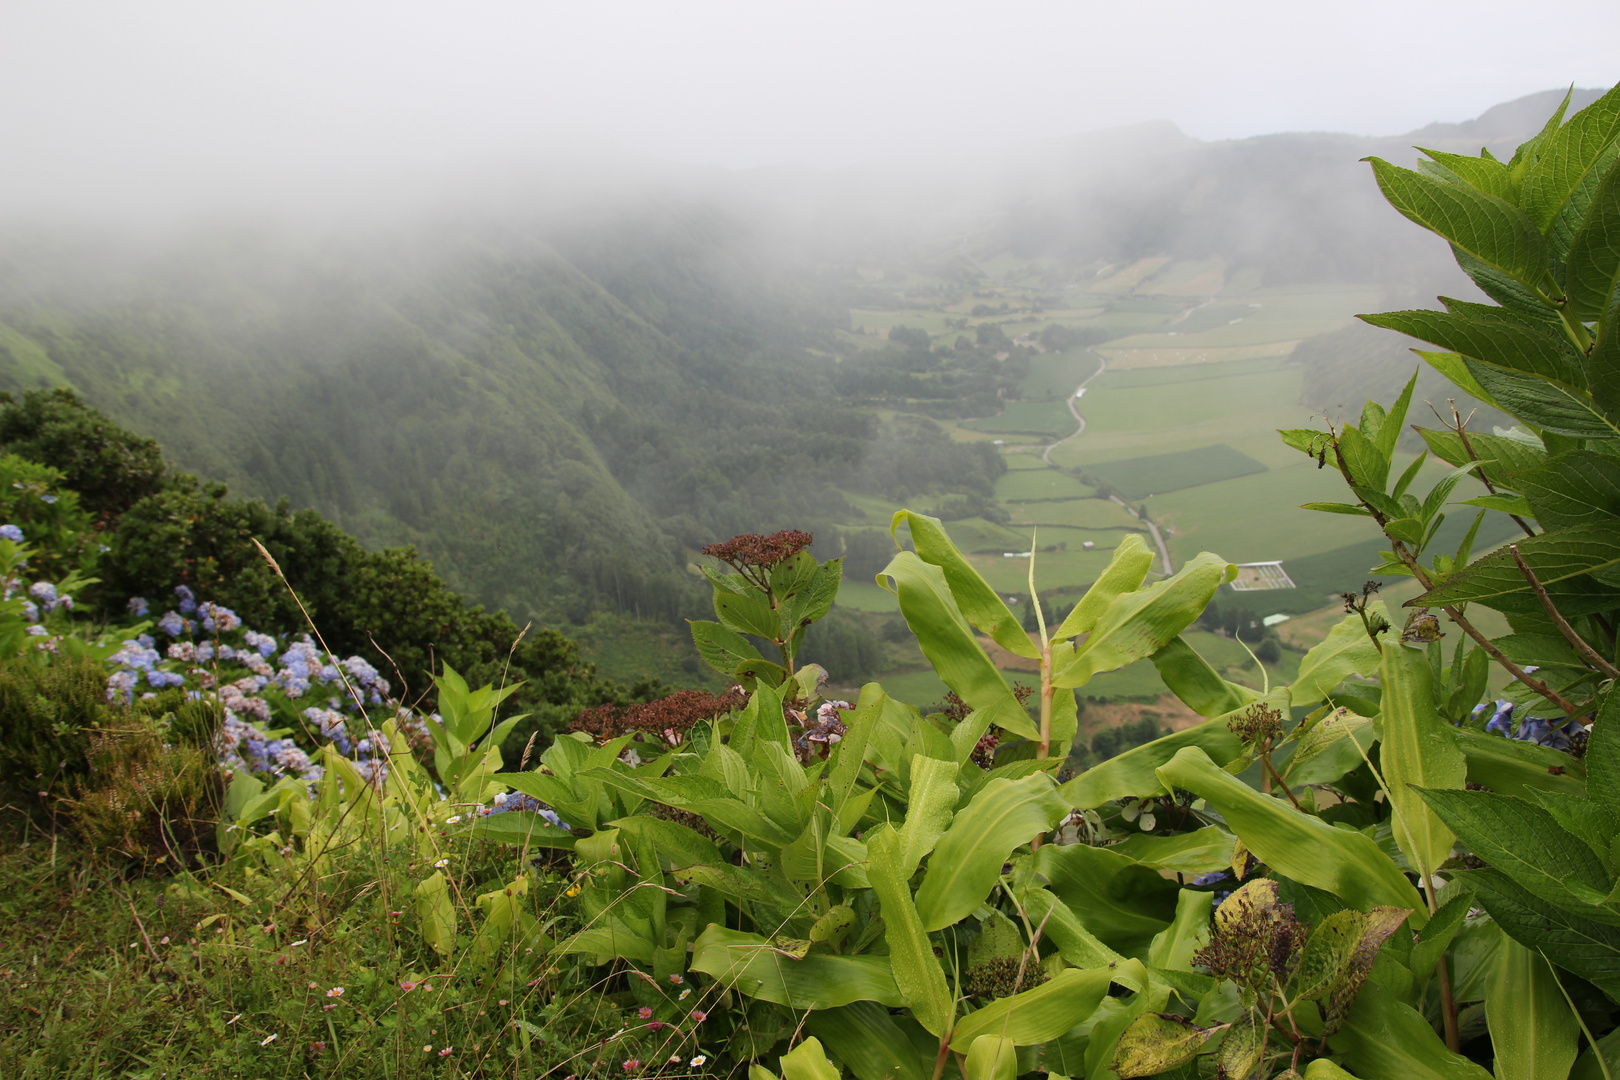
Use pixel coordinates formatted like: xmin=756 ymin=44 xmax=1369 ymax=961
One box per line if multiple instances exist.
xmin=1511 ymin=545 xmax=1620 ymax=681
xmin=1426 ymin=878 xmax=1461 ymax=1052
xmin=1259 ymin=750 xmax=1303 ymax=811
xmin=931 ymin=1036 xmax=952 ymax=1080
xmin=1440 ymin=405 xmax=1536 ymax=538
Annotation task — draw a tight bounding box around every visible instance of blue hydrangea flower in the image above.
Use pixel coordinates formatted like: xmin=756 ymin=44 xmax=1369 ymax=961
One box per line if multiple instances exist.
xmin=157 ymin=611 xmax=186 ymax=637
xmin=128 ymin=596 xmax=150 ymax=617
xmin=0 ymin=524 xmax=23 ymax=542
xmin=40 ymin=495 xmax=56 ymax=505
xmin=198 ymin=602 xmax=240 ymax=634
xmin=174 ymin=584 xmax=197 ymax=615
xmin=1485 ymin=701 xmax=1514 ymax=737
xmin=21 ymin=600 xmax=38 ymax=622
xmin=29 ymin=581 xmax=56 ymax=606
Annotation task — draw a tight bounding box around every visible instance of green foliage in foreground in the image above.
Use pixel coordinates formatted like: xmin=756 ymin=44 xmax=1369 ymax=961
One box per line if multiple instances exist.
xmin=10 ymin=79 xmax=1620 ymax=1080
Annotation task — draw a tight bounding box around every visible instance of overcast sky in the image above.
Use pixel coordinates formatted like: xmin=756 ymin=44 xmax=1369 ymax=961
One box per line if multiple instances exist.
xmin=4 ymin=1 xmax=1617 ymax=220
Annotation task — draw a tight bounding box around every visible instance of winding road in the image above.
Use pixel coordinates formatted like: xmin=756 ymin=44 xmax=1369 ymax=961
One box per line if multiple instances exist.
xmin=1037 ymin=353 xmax=1175 ymax=576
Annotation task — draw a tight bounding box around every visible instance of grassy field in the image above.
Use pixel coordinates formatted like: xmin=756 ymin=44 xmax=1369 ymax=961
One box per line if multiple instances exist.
xmin=1021 ymin=348 xmax=1103 ymax=399
xmin=1006 ymin=497 xmax=1143 ymax=530
xmin=1084 ymin=444 xmax=1268 ymax=498
xmin=961 ymin=401 xmax=1080 ymax=438
xmin=1103 ymin=290 xmax=1381 ymax=350
xmin=994 ymin=468 xmax=1093 ymax=501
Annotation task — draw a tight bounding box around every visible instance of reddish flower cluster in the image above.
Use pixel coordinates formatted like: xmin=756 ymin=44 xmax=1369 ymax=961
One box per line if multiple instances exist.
xmin=574 ymin=688 xmax=748 ymax=744
xmin=702 ymin=530 xmax=814 ymax=587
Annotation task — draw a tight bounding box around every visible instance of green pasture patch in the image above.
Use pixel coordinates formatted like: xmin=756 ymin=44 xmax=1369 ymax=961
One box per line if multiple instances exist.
xmin=1021 ymin=347 xmax=1103 ymax=400
xmin=964 ymin=545 xmax=1123 ymax=594
xmin=938 ymin=516 xmax=1031 ymax=552
xmin=1105 ymin=289 xmax=1380 ymax=350
xmin=995 ymin=468 xmax=1093 ymax=502
xmin=961 ymin=401 xmax=1079 ymax=438
xmin=1005 ymin=497 xmax=1141 ymax=530
xmin=1135 ymin=257 xmax=1227 ymax=296
xmin=1076 ymin=657 xmax=1169 ymax=701
xmin=836 ymin=581 xmax=901 ymax=613
xmin=880 ymin=668 xmax=953 ymax=710
xmin=1002 ymin=524 xmax=1139 ymax=555
xmin=573 ymin=612 xmax=723 ymax=690
xmin=1082 ymin=444 xmax=1267 ymax=499
xmin=1100 ymin=354 xmax=1292 ymax=389
xmin=1001 ymin=452 xmax=1052 ymax=470
xmin=1172 ymin=301 xmax=1265 ymax=334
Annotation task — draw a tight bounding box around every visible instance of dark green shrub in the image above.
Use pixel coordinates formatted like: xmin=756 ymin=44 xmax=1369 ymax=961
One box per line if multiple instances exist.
xmin=0 ymin=651 xmax=115 ymax=823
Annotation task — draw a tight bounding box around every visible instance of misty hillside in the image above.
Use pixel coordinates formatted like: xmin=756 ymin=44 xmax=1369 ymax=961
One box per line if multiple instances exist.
xmin=0 ymin=87 xmax=1598 ymax=627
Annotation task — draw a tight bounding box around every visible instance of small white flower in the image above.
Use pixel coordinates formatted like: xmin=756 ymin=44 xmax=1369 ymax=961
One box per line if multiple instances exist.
xmin=493 ymin=791 xmax=508 ymax=805
xmin=678 ymin=988 xmax=691 ymax=1001
xmin=290 ymin=939 xmax=308 ymax=947
xmin=326 ymin=987 xmax=344 ymax=998
xmin=691 ymin=1055 xmax=707 ymax=1067
xmin=433 ymin=858 xmax=449 ymax=869
xmin=445 ymin=815 xmax=461 ymax=825
xmin=226 ymin=1014 xmax=242 ymax=1025
xmin=260 ymin=1033 xmax=278 ymax=1046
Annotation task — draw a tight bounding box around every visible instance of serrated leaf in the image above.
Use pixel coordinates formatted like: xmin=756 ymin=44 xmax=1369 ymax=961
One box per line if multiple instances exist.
xmin=1522 ymin=82 xmax=1620 ymax=235
xmin=1217 ymin=1008 xmax=1266 ymax=1080
xmin=689 ymin=619 xmax=764 ymax=675
xmin=1290 ymin=908 xmax=1367 ymax=1004
xmin=1564 ymin=158 xmax=1620 ymax=322
xmin=1111 ymin=1012 xmax=1220 ymax=1078
xmin=1420 ymin=146 xmax=1518 ymax=201
xmin=1361 ymin=309 xmax=1584 ymax=385
xmin=1413 ymin=523 xmax=1620 ymax=606
xmin=1515 ymin=450 xmax=1620 ymax=528
xmin=1417 ymin=789 xmax=1613 ymax=916
xmin=1463 ymin=359 xmax=1619 ymax=438
xmin=1460 ymin=867 xmax=1620 ymax=992
xmin=1368 ymin=157 xmax=1550 ymax=289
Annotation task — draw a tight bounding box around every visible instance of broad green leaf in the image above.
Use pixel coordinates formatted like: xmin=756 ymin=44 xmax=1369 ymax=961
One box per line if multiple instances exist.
xmin=1417 ymin=789 xmax=1613 ymax=916
xmin=867 ymin=825 xmax=954 ymax=1035
xmin=1515 ymin=450 xmax=1620 ymax=528
xmin=1463 ymin=360 xmax=1619 ymax=438
xmin=1564 ymin=160 xmax=1620 ymax=322
xmin=690 ymin=619 xmax=763 ymax=674
xmin=1300 ymin=501 xmax=1374 ymax=517
xmin=1461 ymin=868 xmax=1620 ymax=992
xmin=776 ymin=559 xmax=843 ymax=646
xmin=1062 ymin=719 xmax=1242 ymax=808
xmin=896 ymin=510 xmax=1038 ymax=659
xmin=962 ymin=1035 xmax=1018 ymax=1080
xmin=414 ymin=871 xmax=456 ymax=957
xmin=1591 ymin=297 xmax=1620 ymax=422
xmin=914 ymin=773 xmax=1068 ymax=931
xmin=610 ymin=815 xmax=723 ymax=871
xmin=1157 ymin=746 xmax=1426 ymax=919
xmin=1321 ymin=908 xmax=1412 ymax=1033
xmin=1284 ymin=707 xmax=1374 ymax=785
xmin=1414 ymin=523 xmax=1620 ymax=606
xmin=1150 ymin=635 xmax=1259 ymax=718
xmin=469 ymin=875 xmax=529 ymax=971
xmin=1292 ymin=611 xmax=1386 ymax=706
xmin=714 ymin=588 xmax=782 ymax=641
xmin=1146 ymin=889 xmax=1214 ymax=972
xmin=881 ymin=550 xmax=1038 ymax=741
xmin=558 ymin=922 xmax=656 ymax=964
xmin=1368 ymin=157 xmax=1549 ymax=289
xmin=1338 ymin=423 xmax=1390 ymax=493
xmin=1454 ymin=728 xmax=1588 ymax=800
xmin=1052 ymin=533 xmax=1156 ymax=640
xmin=1486 ymin=935 xmax=1580 ymax=1080
xmin=1018 ymin=887 xmax=1125 ymax=969
xmin=949 ymin=966 xmax=1111 ymax=1049
xmin=1572 ymin=1029 xmax=1620 ymax=1080
xmin=1332 ymin=992 xmax=1494 ymax=1080
xmin=1379 ymin=642 xmax=1467 ymax=881
xmin=1420 ymin=348 xmax=1502 ymax=408
xmin=807 ymin=1003 xmax=931 ymax=1080
xmin=1289 ymin=909 xmax=1366 ymax=1004
xmin=1418 ymin=427 xmax=1547 ymax=485
xmin=1113 ymin=826 xmax=1236 ymax=876
xmin=690 ymin=926 xmax=904 ymax=1010
xmin=1054 ymin=551 xmax=1238 ymax=688
xmin=1110 ymin=1011 xmax=1219 ymax=1077
xmin=1410 ymin=890 xmax=1474 ymax=982
xmin=467 ymin=810 xmax=576 ymax=849
xmin=1304 ymin=1060 xmax=1360 ymax=1080
xmin=897 ymin=754 xmax=960 ymax=876
xmin=1361 ymin=309 xmax=1584 ymax=385
xmin=1586 ymin=690 xmax=1620 ymax=824
xmin=582 ymin=769 xmax=798 ymax=848
xmin=776 ymin=1036 xmax=842 ymax=1080
xmin=1218 ymin=1008 xmax=1266 ymax=1080
xmin=1420 ymin=146 xmax=1517 ymax=201
xmin=1032 ymin=843 xmax=1179 ymax=958
xmin=1522 ymin=82 xmax=1620 ymax=234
